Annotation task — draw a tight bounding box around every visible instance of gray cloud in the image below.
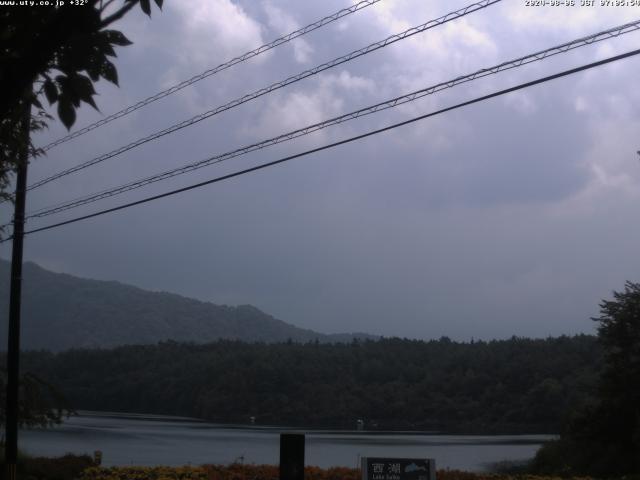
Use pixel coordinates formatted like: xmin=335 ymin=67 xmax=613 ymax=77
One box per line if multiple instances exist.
xmin=3 ymin=0 xmax=640 ymax=343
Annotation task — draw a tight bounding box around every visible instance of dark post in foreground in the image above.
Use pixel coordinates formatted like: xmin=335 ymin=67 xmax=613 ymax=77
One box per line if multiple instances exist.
xmin=5 ymin=103 xmax=31 ymax=480
xmin=279 ymin=433 xmax=305 ymax=480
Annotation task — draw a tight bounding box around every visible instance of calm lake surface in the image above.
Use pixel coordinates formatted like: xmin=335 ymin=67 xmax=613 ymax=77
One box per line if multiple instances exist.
xmin=20 ymin=412 xmax=553 ymax=471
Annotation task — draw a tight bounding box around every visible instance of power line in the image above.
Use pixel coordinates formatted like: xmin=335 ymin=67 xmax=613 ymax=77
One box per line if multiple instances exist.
xmin=10 ymin=47 xmax=640 ymax=241
xmin=38 ymin=0 xmax=384 ymax=153
xmin=24 ymin=19 xmax=640 ymax=220
xmin=26 ymin=0 xmax=501 ymax=192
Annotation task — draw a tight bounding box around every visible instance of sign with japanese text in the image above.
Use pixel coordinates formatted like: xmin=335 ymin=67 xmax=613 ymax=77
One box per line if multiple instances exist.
xmin=361 ymin=457 xmax=435 ymax=480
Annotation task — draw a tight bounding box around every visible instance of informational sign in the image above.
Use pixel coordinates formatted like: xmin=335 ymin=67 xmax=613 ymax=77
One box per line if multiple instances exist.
xmin=361 ymin=457 xmax=436 ymax=480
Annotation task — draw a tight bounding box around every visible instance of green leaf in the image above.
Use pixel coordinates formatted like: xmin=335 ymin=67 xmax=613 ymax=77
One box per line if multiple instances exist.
xmin=86 ymin=56 xmax=101 ymax=82
xmin=60 ymin=35 xmax=95 ymax=72
xmin=84 ymin=96 xmax=98 ymax=110
xmin=154 ymin=0 xmax=163 ymax=9
xmin=72 ymin=74 xmax=98 ymax=110
xmin=103 ymin=30 xmax=132 ymax=47
xmin=43 ymin=79 xmax=58 ymax=105
xmin=140 ymin=0 xmax=151 ymax=16
xmin=101 ymin=60 xmax=118 ymax=86
xmin=102 ymin=41 xmax=116 ymax=57
xmin=72 ymin=74 xmax=96 ymax=96
xmin=56 ymin=75 xmax=81 ymax=108
xmin=57 ymin=100 xmax=76 ymax=130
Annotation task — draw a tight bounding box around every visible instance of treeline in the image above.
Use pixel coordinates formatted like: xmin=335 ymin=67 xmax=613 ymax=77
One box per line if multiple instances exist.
xmin=22 ymin=335 xmax=599 ymax=433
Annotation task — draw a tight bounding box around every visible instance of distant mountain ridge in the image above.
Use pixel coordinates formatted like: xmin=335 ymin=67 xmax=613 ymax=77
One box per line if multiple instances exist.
xmin=0 ymin=260 xmax=376 ymax=351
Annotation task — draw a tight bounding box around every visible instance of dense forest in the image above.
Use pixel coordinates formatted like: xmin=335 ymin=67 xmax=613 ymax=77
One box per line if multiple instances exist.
xmin=21 ymin=335 xmax=599 ymax=433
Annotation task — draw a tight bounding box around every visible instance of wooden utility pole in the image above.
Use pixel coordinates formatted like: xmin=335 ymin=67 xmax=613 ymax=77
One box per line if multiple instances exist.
xmin=5 ymin=101 xmax=31 ymax=480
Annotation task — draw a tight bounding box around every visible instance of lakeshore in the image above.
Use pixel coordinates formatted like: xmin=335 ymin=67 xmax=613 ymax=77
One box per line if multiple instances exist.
xmin=21 ymin=412 xmax=553 ymax=471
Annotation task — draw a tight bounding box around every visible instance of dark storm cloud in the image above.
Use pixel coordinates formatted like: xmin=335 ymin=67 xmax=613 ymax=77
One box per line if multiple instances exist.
xmin=3 ymin=0 xmax=640 ymax=342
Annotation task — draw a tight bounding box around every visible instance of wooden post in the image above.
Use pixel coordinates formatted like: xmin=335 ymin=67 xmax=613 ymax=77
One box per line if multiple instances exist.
xmin=279 ymin=433 xmax=305 ymax=480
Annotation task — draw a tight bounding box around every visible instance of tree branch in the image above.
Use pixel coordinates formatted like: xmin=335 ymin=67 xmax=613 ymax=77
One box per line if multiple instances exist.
xmin=100 ymin=0 xmax=138 ymax=28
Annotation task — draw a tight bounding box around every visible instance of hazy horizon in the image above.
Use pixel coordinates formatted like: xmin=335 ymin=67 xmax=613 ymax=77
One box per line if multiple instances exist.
xmin=0 ymin=256 xmax=603 ymax=341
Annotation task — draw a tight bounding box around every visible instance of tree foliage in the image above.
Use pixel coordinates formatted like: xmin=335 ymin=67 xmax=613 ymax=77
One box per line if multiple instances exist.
xmin=0 ymin=366 xmax=74 ymax=429
xmin=533 ymin=282 xmax=640 ymax=476
xmin=0 ymin=0 xmax=162 ymax=202
xmin=22 ymin=335 xmax=600 ymax=434
xmin=0 ymin=0 xmax=162 ymax=425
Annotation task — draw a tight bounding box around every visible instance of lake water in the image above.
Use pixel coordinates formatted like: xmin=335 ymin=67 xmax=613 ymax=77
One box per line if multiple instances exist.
xmin=20 ymin=412 xmax=553 ymax=472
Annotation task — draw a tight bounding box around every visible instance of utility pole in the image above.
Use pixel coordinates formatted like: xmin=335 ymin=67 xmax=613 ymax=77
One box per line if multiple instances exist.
xmin=5 ymin=100 xmax=31 ymax=480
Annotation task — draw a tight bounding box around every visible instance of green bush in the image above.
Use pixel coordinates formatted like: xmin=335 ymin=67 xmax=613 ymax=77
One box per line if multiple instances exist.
xmin=0 ymin=453 xmax=95 ymax=480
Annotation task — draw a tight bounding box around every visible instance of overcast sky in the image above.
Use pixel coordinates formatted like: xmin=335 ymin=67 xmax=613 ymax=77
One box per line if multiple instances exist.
xmin=2 ymin=0 xmax=640 ymax=341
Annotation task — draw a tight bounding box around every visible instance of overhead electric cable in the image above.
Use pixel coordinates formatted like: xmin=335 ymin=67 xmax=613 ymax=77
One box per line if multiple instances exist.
xmin=39 ymin=0 xmax=384 ymax=152
xmin=26 ymin=0 xmax=501 ymax=192
xmin=7 ymin=47 xmax=638 ymax=241
xmin=24 ymin=19 xmax=640 ymax=220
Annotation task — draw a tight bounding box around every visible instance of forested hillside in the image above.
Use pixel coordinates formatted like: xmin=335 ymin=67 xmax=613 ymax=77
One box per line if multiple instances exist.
xmin=22 ymin=335 xmax=600 ymax=433
xmin=0 ymin=260 xmax=374 ymax=350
